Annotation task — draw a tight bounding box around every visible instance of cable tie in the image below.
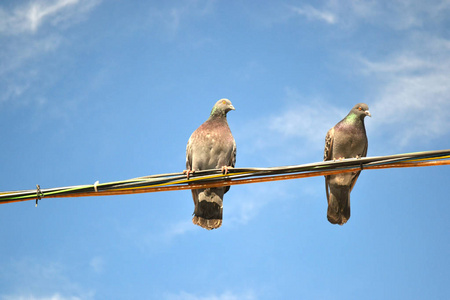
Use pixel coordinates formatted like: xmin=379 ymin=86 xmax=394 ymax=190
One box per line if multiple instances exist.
xmin=35 ymin=184 xmax=43 ymax=207
xmin=94 ymin=181 xmax=99 ymax=192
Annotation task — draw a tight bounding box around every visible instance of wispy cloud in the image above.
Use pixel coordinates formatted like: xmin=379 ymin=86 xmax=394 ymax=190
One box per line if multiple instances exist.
xmin=162 ymin=219 xmax=197 ymax=239
xmin=0 ymin=32 xmax=62 ymax=103
xmin=0 ymin=0 xmax=101 ymax=35
xmin=1 ymin=293 xmax=84 ymax=300
xmin=0 ymin=0 xmax=101 ymax=105
xmin=117 ymin=218 xmax=197 ymax=253
xmin=148 ymin=0 xmax=216 ymax=36
xmin=0 ymin=34 xmax=62 ymax=77
xmin=289 ymin=4 xmax=336 ymax=24
xmin=359 ymin=35 xmax=450 ymax=148
xmin=237 ymin=89 xmax=345 ymax=165
xmin=89 ymin=256 xmax=105 ymax=274
xmin=232 ymin=61 xmax=266 ymax=82
xmin=164 ymin=290 xmax=256 ymax=300
xmin=226 ymin=183 xmax=292 ymax=227
xmin=268 ymin=99 xmax=344 ymax=147
xmin=287 ymin=0 xmax=450 ymax=30
xmin=241 ymin=56 xmax=450 ymax=154
xmin=0 ymin=258 xmax=94 ymax=300
xmin=244 ymin=0 xmax=450 ymax=152
xmin=116 ymin=183 xmax=297 ymax=243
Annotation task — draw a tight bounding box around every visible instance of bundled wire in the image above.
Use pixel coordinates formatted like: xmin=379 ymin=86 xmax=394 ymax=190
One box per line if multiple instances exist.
xmin=1 ymin=149 xmax=449 ymax=205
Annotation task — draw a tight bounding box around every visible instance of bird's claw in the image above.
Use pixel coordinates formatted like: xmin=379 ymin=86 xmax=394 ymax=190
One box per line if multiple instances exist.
xmin=183 ymin=169 xmax=194 ymax=179
xmin=333 ymin=157 xmax=345 ymax=162
xmin=221 ymin=166 xmax=233 ymax=175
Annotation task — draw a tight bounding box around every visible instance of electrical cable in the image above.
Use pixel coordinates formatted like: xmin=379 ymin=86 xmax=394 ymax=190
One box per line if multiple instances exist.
xmin=0 ymin=149 xmax=449 ymax=205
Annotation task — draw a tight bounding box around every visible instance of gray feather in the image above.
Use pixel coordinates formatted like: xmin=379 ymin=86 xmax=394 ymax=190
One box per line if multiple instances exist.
xmin=324 ymin=103 xmax=370 ymax=225
xmin=186 ymin=99 xmax=236 ymax=230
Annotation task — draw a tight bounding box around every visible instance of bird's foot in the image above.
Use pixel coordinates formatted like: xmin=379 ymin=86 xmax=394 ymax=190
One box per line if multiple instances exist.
xmin=183 ymin=169 xmax=194 ymax=179
xmin=221 ymin=166 xmax=233 ymax=175
xmin=333 ymin=157 xmax=345 ymax=162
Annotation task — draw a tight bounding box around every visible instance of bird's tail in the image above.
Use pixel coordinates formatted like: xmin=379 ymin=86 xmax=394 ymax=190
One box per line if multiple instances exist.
xmin=192 ymin=188 xmax=223 ymax=230
xmin=327 ymin=187 xmax=350 ymax=225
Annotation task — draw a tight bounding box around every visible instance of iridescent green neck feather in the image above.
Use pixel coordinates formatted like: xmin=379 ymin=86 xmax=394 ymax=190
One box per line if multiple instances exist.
xmin=345 ymin=113 xmax=359 ymax=122
xmin=210 ymin=106 xmax=226 ymax=118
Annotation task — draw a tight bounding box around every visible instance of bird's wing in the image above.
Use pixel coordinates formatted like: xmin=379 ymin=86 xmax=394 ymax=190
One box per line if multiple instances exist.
xmin=324 ymin=127 xmax=334 ymax=201
xmin=349 ymin=136 xmax=367 ymax=192
xmin=223 ymin=138 xmax=236 ymax=194
xmin=362 ymin=136 xmax=368 ymax=157
xmin=186 ymin=135 xmax=193 ymax=171
xmin=230 ymin=139 xmax=236 ymax=168
xmin=324 ymin=127 xmax=334 ymax=161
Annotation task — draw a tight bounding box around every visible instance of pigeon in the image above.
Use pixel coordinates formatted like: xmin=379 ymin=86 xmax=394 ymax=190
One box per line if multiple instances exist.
xmin=324 ymin=103 xmax=371 ymax=225
xmin=185 ymin=99 xmax=236 ymax=230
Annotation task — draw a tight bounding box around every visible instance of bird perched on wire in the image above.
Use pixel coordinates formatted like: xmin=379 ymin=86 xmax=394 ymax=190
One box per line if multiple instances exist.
xmin=324 ymin=103 xmax=371 ymax=225
xmin=185 ymin=99 xmax=236 ymax=230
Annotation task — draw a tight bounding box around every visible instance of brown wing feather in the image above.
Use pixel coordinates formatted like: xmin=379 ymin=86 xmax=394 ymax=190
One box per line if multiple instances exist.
xmin=185 ymin=137 xmax=197 ymax=205
xmin=362 ymin=136 xmax=368 ymax=157
xmin=324 ymin=127 xmax=334 ymax=161
xmin=348 ymin=171 xmax=361 ymax=192
xmin=230 ymin=140 xmax=236 ymax=168
xmin=224 ymin=140 xmax=236 ymax=194
xmin=186 ymin=137 xmax=193 ymax=170
xmin=349 ymin=135 xmax=368 ymax=192
xmin=324 ymin=127 xmax=334 ymax=201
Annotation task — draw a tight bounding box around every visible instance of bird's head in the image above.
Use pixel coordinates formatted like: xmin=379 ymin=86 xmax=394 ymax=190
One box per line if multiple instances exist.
xmin=351 ymin=103 xmax=371 ymax=118
xmin=210 ymin=99 xmax=235 ymax=116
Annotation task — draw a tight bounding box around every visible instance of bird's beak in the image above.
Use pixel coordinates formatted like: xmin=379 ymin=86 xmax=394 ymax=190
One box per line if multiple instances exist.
xmin=230 ymin=104 xmax=235 ymax=111
xmin=365 ymin=110 xmax=371 ymax=117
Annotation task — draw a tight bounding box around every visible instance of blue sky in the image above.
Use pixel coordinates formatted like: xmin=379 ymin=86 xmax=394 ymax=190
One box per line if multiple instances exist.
xmin=1 ymin=0 xmax=450 ymax=299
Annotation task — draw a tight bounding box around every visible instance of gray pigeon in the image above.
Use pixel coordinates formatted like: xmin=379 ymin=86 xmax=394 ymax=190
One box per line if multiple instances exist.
xmin=324 ymin=103 xmax=371 ymax=225
xmin=185 ymin=99 xmax=236 ymax=230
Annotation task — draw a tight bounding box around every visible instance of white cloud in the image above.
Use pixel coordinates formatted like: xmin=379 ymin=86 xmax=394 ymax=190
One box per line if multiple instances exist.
xmin=240 ymin=3 xmax=450 ymax=152
xmin=226 ymin=183 xmax=288 ymax=226
xmin=148 ymin=0 xmax=216 ymax=35
xmin=289 ymin=4 xmax=336 ymax=24
xmin=165 ymin=290 xmax=256 ymax=300
xmin=268 ymin=101 xmax=344 ymax=146
xmin=0 ymin=259 xmax=94 ymax=300
xmin=1 ymin=293 xmax=83 ymax=300
xmin=286 ymin=0 xmax=450 ymax=30
xmin=117 ymin=218 xmax=197 ymax=253
xmin=116 ymin=183 xmax=296 ymax=244
xmin=163 ymin=219 xmax=197 ymax=239
xmin=360 ymin=54 xmax=435 ymax=74
xmin=244 ymin=53 xmax=450 ymax=154
xmin=0 ymin=0 xmax=101 ymax=105
xmin=0 ymin=0 xmax=101 ymax=35
xmin=26 ymin=0 xmax=78 ymax=32
xmin=232 ymin=61 xmax=266 ymax=82
xmin=236 ymin=89 xmax=346 ymax=165
xmin=359 ymin=36 xmax=450 ymax=148
xmin=0 ymin=32 xmax=62 ymax=103
xmin=0 ymin=34 xmax=62 ymax=77
xmin=325 ymin=0 xmax=421 ymax=29
xmin=238 ymin=55 xmax=449 ymax=157
xmin=89 ymin=256 xmax=105 ymax=274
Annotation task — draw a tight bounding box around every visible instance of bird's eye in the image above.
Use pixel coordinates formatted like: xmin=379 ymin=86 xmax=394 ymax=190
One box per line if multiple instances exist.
xmin=358 ymin=107 xmax=362 ymax=111
xmin=222 ymin=100 xmax=227 ymax=104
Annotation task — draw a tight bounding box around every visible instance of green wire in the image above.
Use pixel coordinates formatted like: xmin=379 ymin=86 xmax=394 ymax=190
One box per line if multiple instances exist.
xmin=1 ymin=149 xmax=449 ymax=203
